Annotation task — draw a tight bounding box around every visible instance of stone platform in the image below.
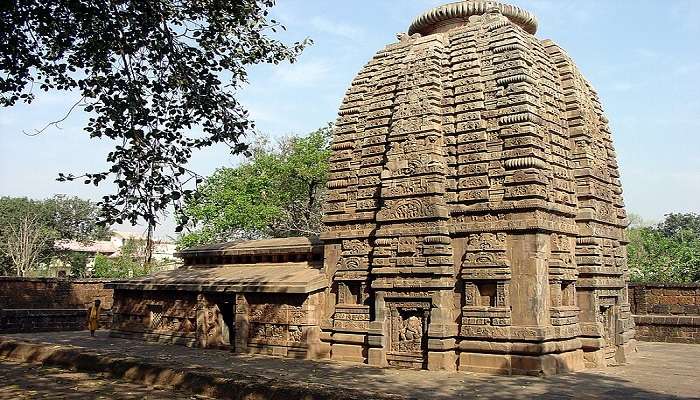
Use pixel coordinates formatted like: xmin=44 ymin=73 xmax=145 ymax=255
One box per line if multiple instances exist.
xmin=1 ymin=332 xmax=698 ymax=399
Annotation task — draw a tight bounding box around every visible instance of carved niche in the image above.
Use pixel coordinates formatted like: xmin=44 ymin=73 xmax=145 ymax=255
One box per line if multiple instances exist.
xmin=388 ymin=302 xmax=430 ymax=355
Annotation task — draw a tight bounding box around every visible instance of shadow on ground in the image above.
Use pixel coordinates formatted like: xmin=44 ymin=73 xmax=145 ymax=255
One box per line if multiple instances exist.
xmin=0 ymin=360 xmax=203 ymax=400
xmin=2 ymin=332 xmax=699 ymax=400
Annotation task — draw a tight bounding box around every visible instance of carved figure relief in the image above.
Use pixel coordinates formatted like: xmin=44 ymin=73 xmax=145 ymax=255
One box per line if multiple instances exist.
xmin=390 ymin=309 xmax=428 ymax=354
xmin=249 ymin=323 xmax=287 ymax=346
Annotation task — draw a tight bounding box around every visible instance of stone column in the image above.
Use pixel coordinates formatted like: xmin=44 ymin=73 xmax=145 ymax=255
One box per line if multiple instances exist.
xmin=427 ymin=289 xmax=458 ymax=370
xmin=367 ymin=291 xmax=388 ymax=367
xmin=234 ymin=293 xmax=249 ymax=353
xmin=509 ymin=233 xmax=550 ymax=328
xmin=195 ymin=294 xmax=208 ymax=348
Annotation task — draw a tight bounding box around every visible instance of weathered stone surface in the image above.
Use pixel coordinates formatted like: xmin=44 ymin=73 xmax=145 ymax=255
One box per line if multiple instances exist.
xmin=0 ymin=277 xmax=113 ymax=333
xmin=107 ymin=238 xmax=329 ymax=357
xmin=321 ymin=0 xmax=633 ymax=372
xmin=0 ymin=277 xmax=113 ymax=309
xmin=630 ymin=283 xmax=700 ymax=344
xmin=0 ymin=309 xmax=90 ymax=334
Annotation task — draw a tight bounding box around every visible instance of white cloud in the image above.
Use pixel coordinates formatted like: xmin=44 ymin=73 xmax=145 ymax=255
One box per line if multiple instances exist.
xmin=273 ymin=59 xmax=331 ymax=87
xmin=309 ymin=16 xmax=364 ymax=40
xmin=611 ymin=81 xmax=636 ymax=92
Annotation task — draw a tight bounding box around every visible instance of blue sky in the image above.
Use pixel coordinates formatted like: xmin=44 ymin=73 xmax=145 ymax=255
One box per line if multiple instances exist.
xmin=1 ymin=0 xmax=699 ymax=237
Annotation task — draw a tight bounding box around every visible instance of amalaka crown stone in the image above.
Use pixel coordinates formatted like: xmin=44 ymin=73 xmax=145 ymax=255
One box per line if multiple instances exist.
xmin=408 ymin=1 xmax=538 ymax=35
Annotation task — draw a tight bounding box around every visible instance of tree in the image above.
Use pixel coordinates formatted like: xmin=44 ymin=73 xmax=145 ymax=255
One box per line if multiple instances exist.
xmin=4 ymin=214 xmax=53 ymax=277
xmin=627 ymin=213 xmax=700 ymax=283
xmin=43 ymin=195 xmax=111 ymax=242
xmin=178 ymin=125 xmax=331 ymax=248
xmin=0 ymin=195 xmax=108 ymax=275
xmin=1 ymin=0 xmax=310 ymax=262
xmin=656 ymin=212 xmax=700 ymax=238
xmin=65 ymin=251 xmax=91 ymax=278
xmin=93 ymin=238 xmax=165 ymax=278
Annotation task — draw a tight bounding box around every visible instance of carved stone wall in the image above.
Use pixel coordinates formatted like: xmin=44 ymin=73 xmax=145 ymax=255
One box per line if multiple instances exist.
xmin=110 ymin=290 xmax=199 ymax=346
xmin=110 ymin=289 xmax=325 ymax=357
xmin=236 ymin=292 xmax=324 ymax=358
xmin=321 ymin=0 xmax=633 ymax=375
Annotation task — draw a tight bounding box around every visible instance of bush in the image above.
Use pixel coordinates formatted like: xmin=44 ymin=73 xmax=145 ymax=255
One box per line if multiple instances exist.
xmin=92 ymin=239 xmax=165 ymax=278
xmin=627 ymin=213 xmax=700 ymax=283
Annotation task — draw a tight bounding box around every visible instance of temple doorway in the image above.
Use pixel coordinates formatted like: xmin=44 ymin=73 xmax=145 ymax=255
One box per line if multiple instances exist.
xmin=218 ymin=300 xmax=235 ymax=348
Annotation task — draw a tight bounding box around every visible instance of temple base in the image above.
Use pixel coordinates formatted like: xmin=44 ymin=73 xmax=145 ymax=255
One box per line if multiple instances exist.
xmin=582 ymin=337 xmax=638 ymax=368
xmin=458 ymin=350 xmax=585 ymax=376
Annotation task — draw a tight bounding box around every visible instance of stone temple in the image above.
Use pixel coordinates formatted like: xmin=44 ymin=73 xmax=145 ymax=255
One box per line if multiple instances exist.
xmin=108 ymin=0 xmax=636 ymax=375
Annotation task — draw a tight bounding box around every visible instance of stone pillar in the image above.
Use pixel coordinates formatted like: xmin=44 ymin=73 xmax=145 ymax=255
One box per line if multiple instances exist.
xmin=427 ymin=290 xmax=458 ymax=370
xmin=234 ymin=293 xmax=249 ymax=353
xmin=509 ymin=233 xmax=550 ymax=328
xmin=367 ymin=292 xmax=388 ymax=367
xmin=195 ymin=294 xmax=208 ymax=348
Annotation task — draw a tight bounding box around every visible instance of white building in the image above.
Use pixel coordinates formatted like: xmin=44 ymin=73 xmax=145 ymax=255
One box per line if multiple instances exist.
xmin=54 ymin=231 xmax=179 ymax=276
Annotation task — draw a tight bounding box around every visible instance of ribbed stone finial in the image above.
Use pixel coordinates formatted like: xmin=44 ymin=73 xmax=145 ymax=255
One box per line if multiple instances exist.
xmin=408 ymin=0 xmax=538 ymax=35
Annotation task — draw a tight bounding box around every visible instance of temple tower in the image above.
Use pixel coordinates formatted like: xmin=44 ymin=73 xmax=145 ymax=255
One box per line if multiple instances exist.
xmin=321 ymin=0 xmax=634 ymax=375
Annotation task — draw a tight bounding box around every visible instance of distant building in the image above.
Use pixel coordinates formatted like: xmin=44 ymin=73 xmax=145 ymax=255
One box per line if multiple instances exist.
xmin=54 ymin=230 xmax=179 ymax=276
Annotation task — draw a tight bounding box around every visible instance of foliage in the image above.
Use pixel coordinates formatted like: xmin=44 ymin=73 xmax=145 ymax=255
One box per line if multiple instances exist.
xmin=42 ymin=195 xmax=111 ymax=241
xmin=92 ymin=253 xmax=114 ymax=278
xmin=3 ymin=214 xmax=54 ymax=277
xmin=92 ymin=238 xmax=165 ymax=278
xmin=178 ymin=125 xmax=331 ymax=248
xmin=656 ymin=213 xmax=700 ymax=238
xmin=627 ymin=213 xmax=700 ymax=283
xmin=0 ymin=195 xmax=108 ymax=275
xmin=1 ymin=0 xmax=310 ymax=251
xmin=65 ymin=251 xmax=92 ymax=278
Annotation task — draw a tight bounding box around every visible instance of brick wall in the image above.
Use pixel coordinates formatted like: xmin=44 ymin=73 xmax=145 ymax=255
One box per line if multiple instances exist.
xmin=630 ymin=283 xmax=700 ymax=344
xmin=1 ymin=309 xmax=85 ymax=333
xmin=0 ymin=277 xmax=113 ymax=309
xmin=0 ymin=277 xmax=114 ymax=333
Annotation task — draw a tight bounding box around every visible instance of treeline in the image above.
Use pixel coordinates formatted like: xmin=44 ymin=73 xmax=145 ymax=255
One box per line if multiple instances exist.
xmin=0 ymin=195 xmax=170 ymax=278
xmin=627 ymin=213 xmax=700 ymax=283
xmin=0 ymin=195 xmax=108 ymax=276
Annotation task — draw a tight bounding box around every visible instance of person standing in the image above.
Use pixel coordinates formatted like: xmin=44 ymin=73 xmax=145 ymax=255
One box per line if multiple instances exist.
xmin=87 ymin=299 xmax=101 ymax=337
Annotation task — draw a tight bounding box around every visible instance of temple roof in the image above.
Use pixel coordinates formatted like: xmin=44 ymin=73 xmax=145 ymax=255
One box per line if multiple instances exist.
xmin=106 ymin=262 xmax=327 ymax=293
xmin=177 ymin=237 xmax=322 ymax=258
